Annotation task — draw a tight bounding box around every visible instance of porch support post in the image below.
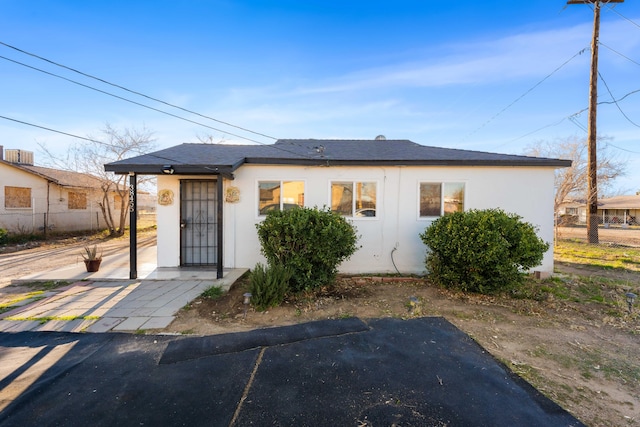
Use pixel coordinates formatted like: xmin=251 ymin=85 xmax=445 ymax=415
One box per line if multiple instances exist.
xmin=129 ymin=173 xmax=138 ymax=280
xmin=217 ymin=177 xmax=224 ymax=279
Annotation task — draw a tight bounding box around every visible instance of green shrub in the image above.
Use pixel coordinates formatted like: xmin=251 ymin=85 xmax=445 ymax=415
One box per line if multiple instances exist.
xmin=256 ymin=206 xmax=359 ymax=292
xmin=249 ymin=263 xmax=292 ymax=310
xmin=201 ymin=285 xmax=224 ymax=300
xmin=0 ymin=228 xmax=7 ymax=244
xmin=419 ymin=209 xmax=549 ymax=294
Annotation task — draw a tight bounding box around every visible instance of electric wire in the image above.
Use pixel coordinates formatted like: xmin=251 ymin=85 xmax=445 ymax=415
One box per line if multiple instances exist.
xmin=0 ymin=54 xmax=268 ymax=145
xmin=600 ymin=43 xmax=640 ymax=67
xmin=0 ymin=40 xmax=278 ymax=141
xmin=605 ymin=4 xmax=640 ymax=30
xmin=0 ymin=43 xmax=321 ymax=160
xmin=1 ymin=115 xmax=109 ymax=146
xmin=599 ymin=88 xmax=640 ymax=105
xmin=609 ymin=143 xmax=640 ymax=154
xmin=0 ymin=114 xmax=189 ymax=166
xmin=500 ymin=117 xmax=569 ymax=145
xmin=505 ymin=86 xmax=640 ymax=145
xmin=0 ymin=114 xmax=325 ymax=168
xmin=598 ymin=71 xmax=640 ymax=128
xmin=481 ymin=6 xmax=639 ymax=147
xmin=460 ymin=48 xmax=588 ymax=142
xmin=568 ymin=115 xmax=589 ymax=133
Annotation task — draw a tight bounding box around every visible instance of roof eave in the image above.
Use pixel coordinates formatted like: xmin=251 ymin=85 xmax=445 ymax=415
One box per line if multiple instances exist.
xmin=105 ymin=163 xmax=236 ymax=179
xmin=244 ymin=158 xmax=572 ymax=168
xmin=103 ymin=156 xmax=571 ymax=174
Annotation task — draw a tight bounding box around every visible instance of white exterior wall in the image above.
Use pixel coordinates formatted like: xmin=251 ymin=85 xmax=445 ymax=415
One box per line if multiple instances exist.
xmin=0 ymin=165 xmax=49 ymax=232
xmin=155 ymin=164 xmax=556 ymax=274
xmin=156 ymin=174 xmax=183 ymax=267
xmin=0 ymin=163 xmax=108 ymax=232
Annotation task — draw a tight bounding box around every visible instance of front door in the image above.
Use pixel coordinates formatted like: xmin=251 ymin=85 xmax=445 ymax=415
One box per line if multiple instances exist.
xmin=180 ymin=180 xmax=218 ymax=266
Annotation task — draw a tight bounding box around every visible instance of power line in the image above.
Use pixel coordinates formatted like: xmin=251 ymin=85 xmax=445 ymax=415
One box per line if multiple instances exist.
xmin=505 ymin=86 xmax=640 ymax=143
xmin=600 ymin=42 xmax=640 ymax=67
xmin=0 ymin=114 xmax=222 ymax=167
xmin=0 ymin=115 xmax=109 ymax=145
xmin=0 ymin=42 xmax=321 ymax=160
xmin=0 ymin=114 xmax=320 ymax=166
xmin=600 ymin=88 xmax=640 ymax=104
xmin=598 ymin=71 xmax=640 ymax=128
xmin=460 ymin=47 xmax=588 ymax=142
xmin=569 ymin=114 xmax=589 ymax=132
xmin=605 ymin=3 xmax=640 ymax=29
xmin=609 ymin=142 xmax=640 ymax=154
xmin=0 ymin=115 xmax=176 ymax=162
xmin=0 ymin=40 xmax=278 ymax=141
xmin=502 ymin=117 xmax=569 ymax=145
xmin=0 ymin=54 xmax=268 ymax=145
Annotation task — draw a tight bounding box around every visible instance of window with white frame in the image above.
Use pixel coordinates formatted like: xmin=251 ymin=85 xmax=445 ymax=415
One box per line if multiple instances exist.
xmin=258 ymin=181 xmax=304 ymax=215
xmin=331 ymin=181 xmax=377 ymax=218
xmin=419 ymin=182 xmax=464 ymax=218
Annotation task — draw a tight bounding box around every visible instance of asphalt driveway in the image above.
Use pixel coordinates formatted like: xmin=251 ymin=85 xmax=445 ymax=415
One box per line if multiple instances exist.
xmin=0 ymin=317 xmax=583 ymax=426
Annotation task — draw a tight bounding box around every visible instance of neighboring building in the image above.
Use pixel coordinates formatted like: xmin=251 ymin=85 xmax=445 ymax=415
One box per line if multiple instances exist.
xmin=105 ymin=139 xmax=570 ymax=278
xmin=558 ymin=194 xmax=640 ymax=226
xmin=0 ymin=147 xmax=125 ymax=233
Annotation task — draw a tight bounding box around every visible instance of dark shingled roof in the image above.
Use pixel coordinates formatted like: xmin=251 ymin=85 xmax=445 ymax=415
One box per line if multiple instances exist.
xmin=104 ymin=139 xmax=571 ymax=175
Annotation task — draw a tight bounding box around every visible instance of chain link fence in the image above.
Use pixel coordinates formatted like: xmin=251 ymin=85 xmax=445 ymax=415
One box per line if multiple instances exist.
xmin=556 ymin=212 xmax=640 ymax=248
xmin=1 ymin=193 xmax=156 ymax=237
xmin=0 ymin=210 xmax=156 ymax=236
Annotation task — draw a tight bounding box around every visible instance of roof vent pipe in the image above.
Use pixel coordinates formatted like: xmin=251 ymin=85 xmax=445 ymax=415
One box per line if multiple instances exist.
xmin=375 ymin=135 xmax=386 ymax=141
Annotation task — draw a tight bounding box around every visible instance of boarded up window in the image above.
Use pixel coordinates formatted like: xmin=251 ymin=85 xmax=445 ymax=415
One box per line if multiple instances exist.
xmin=68 ymin=192 xmax=87 ymax=210
xmin=4 ymin=186 xmax=32 ymax=208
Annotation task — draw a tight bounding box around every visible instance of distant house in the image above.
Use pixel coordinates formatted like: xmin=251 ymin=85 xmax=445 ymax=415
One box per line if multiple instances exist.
xmin=0 ymin=147 xmax=125 ymax=233
xmin=105 ymin=139 xmax=570 ymax=279
xmin=558 ymin=194 xmax=640 ymax=226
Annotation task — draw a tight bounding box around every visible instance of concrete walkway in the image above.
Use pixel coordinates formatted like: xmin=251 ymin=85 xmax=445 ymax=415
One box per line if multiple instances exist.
xmin=1 ymin=245 xmax=246 ymax=333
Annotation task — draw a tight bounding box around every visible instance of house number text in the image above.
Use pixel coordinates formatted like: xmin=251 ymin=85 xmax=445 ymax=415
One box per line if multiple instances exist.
xmin=129 ymin=184 xmax=135 ymax=212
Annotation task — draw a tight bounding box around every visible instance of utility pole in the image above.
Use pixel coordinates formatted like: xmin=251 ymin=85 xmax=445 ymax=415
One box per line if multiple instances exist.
xmin=567 ymin=0 xmax=623 ymax=244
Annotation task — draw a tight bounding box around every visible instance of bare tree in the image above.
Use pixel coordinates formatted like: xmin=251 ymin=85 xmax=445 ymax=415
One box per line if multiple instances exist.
xmin=39 ymin=123 xmax=156 ymax=236
xmin=524 ymin=135 xmax=626 ymax=213
xmin=195 ymin=133 xmax=227 ymax=144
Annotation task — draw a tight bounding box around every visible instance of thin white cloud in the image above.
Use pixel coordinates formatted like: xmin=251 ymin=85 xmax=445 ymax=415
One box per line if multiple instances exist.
xmin=287 ymin=19 xmax=639 ymax=95
xmin=231 ymin=99 xmax=404 ymax=125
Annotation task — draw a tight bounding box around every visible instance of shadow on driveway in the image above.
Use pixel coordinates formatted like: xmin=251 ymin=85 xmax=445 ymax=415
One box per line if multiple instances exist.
xmin=0 ymin=317 xmax=584 ymax=426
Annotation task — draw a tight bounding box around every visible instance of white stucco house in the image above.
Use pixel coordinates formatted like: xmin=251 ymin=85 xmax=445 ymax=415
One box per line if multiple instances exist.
xmin=105 ymin=139 xmax=571 ymax=279
xmin=0 ymin=147 xmax=157 ymax=234
xmin=0 ymin=147 xmax=113 ymax=233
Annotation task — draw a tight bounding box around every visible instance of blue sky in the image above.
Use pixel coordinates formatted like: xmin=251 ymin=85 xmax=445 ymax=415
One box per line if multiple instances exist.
xmin=1 ymin=1 xmax=639 ymax=192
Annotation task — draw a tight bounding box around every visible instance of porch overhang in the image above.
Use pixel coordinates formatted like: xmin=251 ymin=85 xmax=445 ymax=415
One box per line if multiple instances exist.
xmin=121 ymin=171 xmax=227 ymax=281
xmin=105 ymin=163 xmax=235 ymax=179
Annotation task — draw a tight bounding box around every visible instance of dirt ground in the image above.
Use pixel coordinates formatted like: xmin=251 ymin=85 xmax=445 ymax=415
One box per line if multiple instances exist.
xmin=1 ymin=232 xmax=638 ymax=426
xmin=0 ymin=230 xmax=157 ymax=287
xmin=166 ymin=267 xmax=640 ymax=427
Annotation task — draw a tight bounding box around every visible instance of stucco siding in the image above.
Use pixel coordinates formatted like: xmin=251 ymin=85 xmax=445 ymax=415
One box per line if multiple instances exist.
xmin=155 ymin=164 xmax=556 ymax=274
xmin=156 ymin=175 xmax=184 ymax=267
xmin=0 ymin=163 xmax=122 ymax=232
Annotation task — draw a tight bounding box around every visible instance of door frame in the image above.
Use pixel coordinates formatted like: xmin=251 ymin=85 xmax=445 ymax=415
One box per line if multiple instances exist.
xmin=179 ymin=178 xmax=224 ymax=278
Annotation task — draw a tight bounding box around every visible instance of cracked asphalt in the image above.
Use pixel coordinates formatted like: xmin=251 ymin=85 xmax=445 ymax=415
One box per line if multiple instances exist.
xmin=0 ymin=317 xmax=584 ymax=426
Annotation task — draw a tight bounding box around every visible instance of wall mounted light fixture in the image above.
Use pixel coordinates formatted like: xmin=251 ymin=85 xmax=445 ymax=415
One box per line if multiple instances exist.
xmin=162 ymin=165 xmax=174 ymax=174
